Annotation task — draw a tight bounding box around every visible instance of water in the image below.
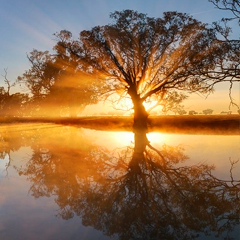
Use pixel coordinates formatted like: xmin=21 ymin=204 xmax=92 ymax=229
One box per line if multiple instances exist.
xmin=0 ymin=123 xmax=239 ymax=240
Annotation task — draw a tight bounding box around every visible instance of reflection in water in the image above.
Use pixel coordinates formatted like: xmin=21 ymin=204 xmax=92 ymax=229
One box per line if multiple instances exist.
xmin=0 ymin=124 xmax=239 ymax=240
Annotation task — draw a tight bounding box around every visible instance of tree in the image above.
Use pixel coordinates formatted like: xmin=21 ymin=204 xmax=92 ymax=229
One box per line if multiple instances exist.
xmin=52 ymin=10 xmax=236 ymax=130
xmin=176 ymin=108 xmax=187 ymax=115
xmin=0 ymin=69 xmax=29 ymax=117
xmin=209 ymin=0 xmax=240 ymax=24
xmin=20 ymin=10 xmax=237 ymax=128
xmin=208 ymin=0 xmax=240 ymax=109
xmin=18 ymin=46 xmax=101 ymax=117
xmin=202 ymin=108 xmax=214 ymax=115
xmin=189 ymin=110 xmax=198 ymax=115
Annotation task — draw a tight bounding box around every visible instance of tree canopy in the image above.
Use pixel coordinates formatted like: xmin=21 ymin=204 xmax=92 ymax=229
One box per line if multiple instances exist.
xmin=18 ymin=47 xmax=101 ymax=117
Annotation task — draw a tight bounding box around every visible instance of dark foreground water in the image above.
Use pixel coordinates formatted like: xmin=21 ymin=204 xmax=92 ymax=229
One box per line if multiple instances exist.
xmin=0 ymin=123 xmax=239 ymax=240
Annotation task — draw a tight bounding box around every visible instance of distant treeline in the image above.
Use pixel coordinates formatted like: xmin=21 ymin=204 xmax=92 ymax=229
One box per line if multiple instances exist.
xmin=0 ymin=115 xmax=239 ymax=135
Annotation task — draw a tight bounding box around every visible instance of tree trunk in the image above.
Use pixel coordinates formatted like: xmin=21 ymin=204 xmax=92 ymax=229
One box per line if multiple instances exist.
xmin=129 ymin=129 xmax=149 ymax=173
xmin=133 ymin=101 xmax=148 ymax=132
xmin=128 ymin=86 xmax=149 ymax=132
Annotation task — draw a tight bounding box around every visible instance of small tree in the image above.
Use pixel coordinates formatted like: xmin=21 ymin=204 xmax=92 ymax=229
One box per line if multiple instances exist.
xmin=203 ymin=109 xmax=214 ymax=115
xmin=0 ymin=69 xmax=29 ymax=117
xmin=189 ymin=110 xmax=198 ymax=115
xmin=177 ymin=108 xmax=187 ymax=115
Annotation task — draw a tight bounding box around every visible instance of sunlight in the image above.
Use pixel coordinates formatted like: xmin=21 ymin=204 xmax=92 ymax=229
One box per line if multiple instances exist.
xmin=143 ymin=100 xmax=160 ymax=112
xmin=79 ymin=128 xmax=135 ymax=149
xmin=114 ymin=97 xmax=133 ymax=112
xmin=116 ymin=97 xmax=160 ymax=113
xmin=108 ymin=94 xmax=161 ymax=115
xmin=111 ymin=131 xmax=135 ymax=147
xmin=147 ymin=132 xmax=167 ymax=146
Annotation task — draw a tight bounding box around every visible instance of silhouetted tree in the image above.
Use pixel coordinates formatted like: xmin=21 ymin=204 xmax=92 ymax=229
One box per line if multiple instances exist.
xmin=208 ymin=0 xmax=240 ymax=108
xmin=18 ymin=47 xmax=101 ymax=117
xmin=203 ymin=108 xmax=214 ymax=115
xmin=20 ymin=10 xmax=236 ymax=129
xmin=177 ymin=108 xmax=187 ymax=115
xmin=65 ymin=11 xmax=236 ymax=130
xmin=189 ymin=110 xmax=198 ymax=115
xmin=0 ymin=70 xmax=29 ymax=117
xmin=209 ymin=0 xmax=240 ymax=24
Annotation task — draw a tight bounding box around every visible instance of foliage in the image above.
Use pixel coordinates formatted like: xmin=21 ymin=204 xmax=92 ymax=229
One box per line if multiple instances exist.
xmin=41 ymin=10 xmax=234 ymax=128
xmin=80 ymin=11 xmax=226 ymax=92
xmin=161 ymin=91 xmax=187 ymax=115
xmin=17 ymin=10 xmax=239 ymax=121
xmin=189 ymin=110 xmax=198 ymax=115
xmin=18 ymin=47 xmax=101 ymax=117
xmin=203 ymin=108 xmax=214 ymax=115
xmin=0 ymin=90 xmax=29 ymax=117
xmin=0 ymin=70 xmax=29 ymax=117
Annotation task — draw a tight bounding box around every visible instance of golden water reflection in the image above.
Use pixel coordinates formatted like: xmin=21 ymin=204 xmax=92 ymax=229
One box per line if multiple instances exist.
xmin=0 ymin=124 xmax=239 ymax=240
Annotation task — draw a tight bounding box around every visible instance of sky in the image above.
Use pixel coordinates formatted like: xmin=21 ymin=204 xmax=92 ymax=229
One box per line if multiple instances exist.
xmin=0 ymin=0 xmax=239 ymax=114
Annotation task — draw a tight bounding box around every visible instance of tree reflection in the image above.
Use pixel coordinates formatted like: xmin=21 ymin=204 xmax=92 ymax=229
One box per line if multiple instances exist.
xmin=3 ymin=126 xmax=240 ymax=240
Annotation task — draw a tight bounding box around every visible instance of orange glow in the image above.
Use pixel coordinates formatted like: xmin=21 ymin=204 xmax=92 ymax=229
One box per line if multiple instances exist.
xmin=147 ymin=132 xmax=167 ymax=146
xmin=143 ymin=100 xmax=160 ymax=112
xmin=112 ymin=131 xmax=134 ymax=147
xmin=102 ymin=94 xmax=161 ymax=115
xmin=117 ymin=97 xmax=133 ymax=112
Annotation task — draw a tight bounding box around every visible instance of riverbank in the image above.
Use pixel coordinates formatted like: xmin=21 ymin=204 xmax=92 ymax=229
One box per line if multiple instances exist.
xmin=0 ymin=115 xmax=239 ymax=134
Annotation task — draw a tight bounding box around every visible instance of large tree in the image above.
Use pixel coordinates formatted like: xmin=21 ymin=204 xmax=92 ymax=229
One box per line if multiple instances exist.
xmin=55 ymin=10 xmax=235 ymax=130
xmin=20 ymin=10 xmax=238 ymax=128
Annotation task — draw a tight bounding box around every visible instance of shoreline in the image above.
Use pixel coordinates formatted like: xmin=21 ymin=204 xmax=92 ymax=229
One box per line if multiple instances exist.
xmin=0 ymin=115 xmax=239 ymax=135
xmin=0 ymin=114 xmax=240 ymax=135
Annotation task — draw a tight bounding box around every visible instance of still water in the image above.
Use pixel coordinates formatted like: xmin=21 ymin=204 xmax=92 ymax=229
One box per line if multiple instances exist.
xmin=0 ymin=123 xmax=239 ymax=240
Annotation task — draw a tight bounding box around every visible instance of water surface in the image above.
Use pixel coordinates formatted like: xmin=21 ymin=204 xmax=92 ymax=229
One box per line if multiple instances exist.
xmin=0 ymin=123 xmax=239 ymax=240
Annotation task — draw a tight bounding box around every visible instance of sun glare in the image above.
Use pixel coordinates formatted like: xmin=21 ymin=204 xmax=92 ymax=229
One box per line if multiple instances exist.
xmin=112 ymin=131 xmax=167 ymax=149
xmin=109 ymin=94 xmax=161 ymax=114
xmin=115 ymin=97 xmax=133 ymax=112
xmin=143 ymin=100 xmax=160 ymax=112
xmin=147 ymin=132 xmax=166 ymax=146
xmin=112 ymin=131 xmax=135 ymax=147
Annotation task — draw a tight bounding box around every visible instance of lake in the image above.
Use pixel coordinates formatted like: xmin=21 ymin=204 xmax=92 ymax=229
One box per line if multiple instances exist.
xmin=0 ymin=123 xmax=239 ymax=240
